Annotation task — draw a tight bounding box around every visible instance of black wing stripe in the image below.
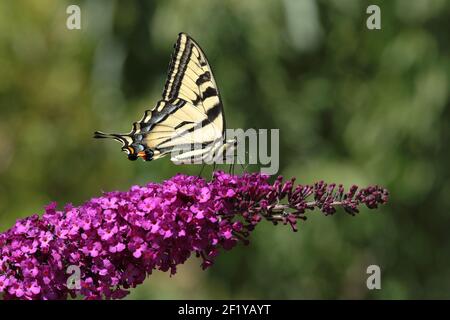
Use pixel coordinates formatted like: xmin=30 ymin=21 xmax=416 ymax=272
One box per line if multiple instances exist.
xmin=157 ymin=140 xmax=216 ymax=155
xmin=175 ymin=121 xmax=195 ymax=130
xmin=162 ymin=38 xmax=183 ymax=99
xmin=170 ymin=102 xmax=222 ymax=140
xmin=168 ymin=39 xmax=193 ymax=100
xmin=196 ymin=71 xmax=211 ymax=86
xmin=192 ymin=94 xmax=201 ymax=106
xmin=202 ymin=87 xmax=218 ymax=100
xmin=206 ymin=102 xmax=222 ymax=122
xmin=134 ymin=99 xmax=186 ymax=134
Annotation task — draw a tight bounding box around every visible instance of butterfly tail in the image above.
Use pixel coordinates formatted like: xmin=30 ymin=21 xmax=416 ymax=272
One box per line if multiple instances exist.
xmin=93 ymin=131 xmax=131 ymax=147
xmin=93 ymin=131 xmax=113 ymax=139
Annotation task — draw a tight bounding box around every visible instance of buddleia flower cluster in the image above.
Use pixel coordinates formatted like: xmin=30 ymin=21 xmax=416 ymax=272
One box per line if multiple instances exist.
xmin=0 ymin=172 xmax=388 ymax=300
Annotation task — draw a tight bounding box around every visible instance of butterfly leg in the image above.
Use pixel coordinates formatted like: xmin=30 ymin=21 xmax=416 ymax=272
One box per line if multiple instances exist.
xmin=210 ymin=163 xmax=217 ymax=180
xmin=228 ymin=162 xmax=235 ymax=175
xmin=234 ymin=151 xmax=248 ymax=174
xmin=197 ymin=163 xmax=206 ymax=179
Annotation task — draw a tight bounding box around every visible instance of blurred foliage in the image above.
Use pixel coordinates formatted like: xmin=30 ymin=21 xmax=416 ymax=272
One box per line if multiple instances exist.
xmin=0 ymin=0 xmax=449 ymax=299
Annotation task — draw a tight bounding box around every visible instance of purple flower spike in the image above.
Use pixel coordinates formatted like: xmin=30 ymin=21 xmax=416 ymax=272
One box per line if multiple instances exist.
xmin=0 ymin=171 xmax=388 ymax=300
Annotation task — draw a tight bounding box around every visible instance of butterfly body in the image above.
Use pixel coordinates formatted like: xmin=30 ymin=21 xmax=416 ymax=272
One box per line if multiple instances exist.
xmin=94 ymin=33 xmax=235 ymax=164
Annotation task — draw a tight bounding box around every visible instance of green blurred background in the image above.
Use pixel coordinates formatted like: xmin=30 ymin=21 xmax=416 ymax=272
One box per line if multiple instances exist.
xmin=0 ymin=0 xmax=449 ymax=299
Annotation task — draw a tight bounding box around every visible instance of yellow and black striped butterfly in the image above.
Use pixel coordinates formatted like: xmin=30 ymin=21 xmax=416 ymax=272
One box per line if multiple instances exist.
xmin=94 ymin=33 xmax=235 ymax=164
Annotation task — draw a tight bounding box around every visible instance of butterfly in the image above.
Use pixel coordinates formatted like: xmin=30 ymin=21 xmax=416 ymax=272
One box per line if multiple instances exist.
xmin=94 ymin=33 xmax=236 ymax=164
